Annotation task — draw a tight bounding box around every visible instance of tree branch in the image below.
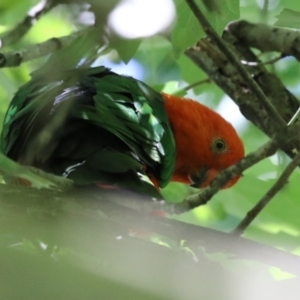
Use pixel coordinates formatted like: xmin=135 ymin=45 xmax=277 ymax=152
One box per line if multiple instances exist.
xmin=184 ymin=0 xmax=286 ymax=129
xmin=182 ymin=78 xmax=211 ymax=91
xmin=0 ymin=0 xmax=57 ymax=48
xmin=185 ymin=35 xmax=300 ymax=158
xmin=0 ymin=29 xmax=95 ymax=68
xmin=175 ymin=139 xmax=278 ymax=212
xmin=227 ymin=20 xmax=300 ymax=61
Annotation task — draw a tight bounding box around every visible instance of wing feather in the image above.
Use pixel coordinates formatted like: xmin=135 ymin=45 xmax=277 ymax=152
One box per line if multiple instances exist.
xmin=1 ymin=66 xmax=176 ymax=194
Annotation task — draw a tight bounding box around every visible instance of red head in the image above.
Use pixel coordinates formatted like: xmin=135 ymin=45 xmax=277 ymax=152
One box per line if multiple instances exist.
xmin=162 ymin=93 xmax=244 ymax=189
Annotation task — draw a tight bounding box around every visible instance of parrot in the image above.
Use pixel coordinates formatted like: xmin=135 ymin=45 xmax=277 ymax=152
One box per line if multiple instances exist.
xmin=0 ymin=66 xmax=244 ymax=198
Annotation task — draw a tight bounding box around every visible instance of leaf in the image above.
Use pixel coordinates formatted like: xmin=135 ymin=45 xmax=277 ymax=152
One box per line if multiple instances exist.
xmin=136 ymin=36 xmax=180 ymax=85
xmin=171 ymin=0 xmax=239 ymax=59
xmin=110 ymin=37 xmax=142 ymax=64
xmin=32 ymin=30 xmax=100 ymax=78
xmin=171 ymin=0 xmax=204 ymax=59
xmin=215 ymin=0 xmax=240 ymax=34
xmin=274 ymin=8 xmax=300 ymax=29
xmin=153 ymin=81 xmax=187 ymax=97
xmin=177 ymin=55 xmax=207 ymax=94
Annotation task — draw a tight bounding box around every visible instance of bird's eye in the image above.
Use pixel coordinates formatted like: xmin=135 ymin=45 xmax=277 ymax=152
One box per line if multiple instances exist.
xmin=212 ymin=138 xmax=227 ymax=153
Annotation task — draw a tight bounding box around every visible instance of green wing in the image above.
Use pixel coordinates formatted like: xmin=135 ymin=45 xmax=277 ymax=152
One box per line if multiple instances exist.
xmin=79 ymin=67 xmax=176 ymax=186
xmin=1 ymin=66 xmax=175 ymax=196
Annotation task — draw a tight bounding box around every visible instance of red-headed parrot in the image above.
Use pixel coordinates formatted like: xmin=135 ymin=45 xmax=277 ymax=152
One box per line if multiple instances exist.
xmin=1 ymin=66 xmax=244 ymax=198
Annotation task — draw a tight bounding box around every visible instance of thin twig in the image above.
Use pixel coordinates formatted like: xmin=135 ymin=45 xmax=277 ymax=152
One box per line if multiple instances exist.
xmin=170 ymin=139 xmax=278 ymax=214
xmin=107 ymin=124 xmax=300 ymax=215
xmin=241 ymin=55 xmax=284 ymax=66
xmin=80 ymin=137 xmax=278 ymax=215
xmin=233 ymin=151 xmax=300 ymax=234
xmin=182 ymin=78 xmax=211 ymax=91
xmin=288 ymin=106 xmax=300 ymax=126
xmin=0 ymin=29 xmax=92 ymax=68
xmin=261 ymin=0 xmax=269 ymax=20
xmin=165 ymin=123 xmax=300 ymax=214
xmin=184 ymin=0 xmax=287 ymax=130
xmin=0 ymin=0 xmax=56 ymax=48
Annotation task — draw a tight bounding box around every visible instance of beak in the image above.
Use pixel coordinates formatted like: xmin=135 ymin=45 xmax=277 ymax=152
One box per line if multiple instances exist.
xmin=189 ymin=169 xmax=243 ymax=189
xmin=188 ymin=168 xmax=208 ymax=188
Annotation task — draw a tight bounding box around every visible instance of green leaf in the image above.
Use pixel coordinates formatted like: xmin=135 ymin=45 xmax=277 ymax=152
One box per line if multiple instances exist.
xmin=215 ymin=0 xmax=240 ymax=34
xmin=32 ymin=30 xmax=100 ymax=78
xmin=274 ymin=8 xmax=300 ymax=29
xmin=171 ymin=0 xmax=204 ymax=59
xmin=110 ymin=37 xmax=142 ymax=64
xmin=171 ymin=0 xmax=239 ymax=59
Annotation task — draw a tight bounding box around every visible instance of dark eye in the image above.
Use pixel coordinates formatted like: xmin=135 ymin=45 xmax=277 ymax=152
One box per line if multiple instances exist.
xmin=212 ymin=138 xmax=227 ymax=152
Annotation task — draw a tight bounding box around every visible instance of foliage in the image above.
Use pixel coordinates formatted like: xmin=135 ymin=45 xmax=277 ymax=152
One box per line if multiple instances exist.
xmin=1 ymin=0 xmax=300 ymax=299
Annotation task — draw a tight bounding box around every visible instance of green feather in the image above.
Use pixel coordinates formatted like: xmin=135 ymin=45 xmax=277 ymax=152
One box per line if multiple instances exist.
xmin=1 ymin=66 xmax=176 ymax=197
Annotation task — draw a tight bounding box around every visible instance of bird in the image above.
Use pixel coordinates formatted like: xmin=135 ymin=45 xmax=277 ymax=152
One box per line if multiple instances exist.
xmin=0 ymin=66 xmax=244 ymax=198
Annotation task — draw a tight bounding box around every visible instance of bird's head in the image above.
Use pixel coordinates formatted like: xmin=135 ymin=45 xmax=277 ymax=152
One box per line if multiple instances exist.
xmin=163 ymin=94 xmax=245 ymax=189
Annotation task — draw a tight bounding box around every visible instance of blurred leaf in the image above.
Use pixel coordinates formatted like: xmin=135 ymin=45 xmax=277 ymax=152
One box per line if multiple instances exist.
xmin=215 ymin=0 xmax=240 ymax=33
xmin=25 ymin=6 xmax=74 ymax=43
xmin=111 ymin=37 xmax=142 ymax=64
xmin=0 ymin=247 xmax=169 ymax=300
xmin=177 ymin=55 xmax=208 ymax=95
xmin=171 ymin=0 xmax=239 ymax=58
xmin=171 ymin=0 xmax=205 ymax=59
xmin=134 ymin=36 xmax=180 ymax=85
xmin=0 ymin=0 xmax=39 ymax=26
xmin=154 ymin=81 xmax=187 ymax=97
xmin=202 ymin=0 xmax=220 ymax=13
xmin=32 ymin=29 xmax=100 ymax=77
xmin=274 ymin=8 xmax=300 ymax=29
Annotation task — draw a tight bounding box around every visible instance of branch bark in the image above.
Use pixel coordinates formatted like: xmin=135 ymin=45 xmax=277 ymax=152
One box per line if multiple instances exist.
xmin=185 ymin=0 xmax=286 ymax=129
xmin=185 ymin=34 xmax=300 ymax=158
xmin=0 ymin=0 xmax=57 ymax=48
xmin=227 ymin=20 xmax=300 ymax=60
xmin=182 ymin=2 xmax=300 ymax=234
xmin=0 ymin=28 xmax=99 ymax=68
